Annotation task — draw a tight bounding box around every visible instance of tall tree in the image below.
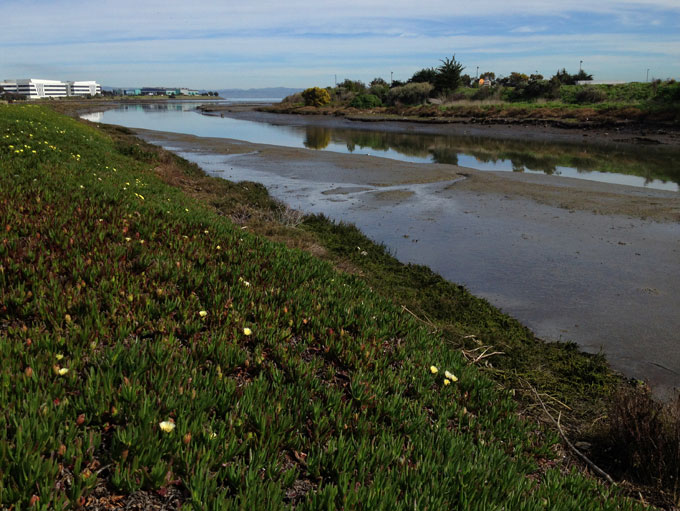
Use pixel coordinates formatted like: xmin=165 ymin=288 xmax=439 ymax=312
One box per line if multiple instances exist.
xmin=434 ymin=55 xmax=465 ymax=94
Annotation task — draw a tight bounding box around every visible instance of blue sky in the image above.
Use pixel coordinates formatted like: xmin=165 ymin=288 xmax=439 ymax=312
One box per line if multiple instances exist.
xmin=2 ymin=0 xmax=679 ymax=89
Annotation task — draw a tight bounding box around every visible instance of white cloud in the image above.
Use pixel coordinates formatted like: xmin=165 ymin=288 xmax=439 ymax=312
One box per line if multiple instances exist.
xmin=1 ymin=0 xmax=678 ymax=87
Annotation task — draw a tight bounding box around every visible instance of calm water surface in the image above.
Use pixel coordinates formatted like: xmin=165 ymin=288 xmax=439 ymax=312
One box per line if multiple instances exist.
xmin=83 ymin=103 xmax=680 ymax=192
xmin=85 ymin=103 xmax=680 ymax=397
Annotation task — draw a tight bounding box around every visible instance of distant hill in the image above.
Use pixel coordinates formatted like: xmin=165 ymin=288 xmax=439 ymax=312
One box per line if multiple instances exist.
xmin=216 ymin=87 xmax=302 ymax=99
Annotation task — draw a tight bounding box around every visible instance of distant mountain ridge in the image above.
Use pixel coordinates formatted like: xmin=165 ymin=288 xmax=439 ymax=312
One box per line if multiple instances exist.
xmin=217 ymin=87 xmax=302 ymax=98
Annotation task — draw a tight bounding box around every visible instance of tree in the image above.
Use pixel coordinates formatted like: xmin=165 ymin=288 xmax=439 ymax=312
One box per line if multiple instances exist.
xmin=434 ymin=55 xmax=465 ymax=94
xmin=501 ymin=72 xmax=529 ymax=87
xmin=370 ymin=77 xmax=388 ymax=87
xmin=574 ymin=69 xmax=593 ymax=82
xmin=409 ymin=68 xmax=438 ymax=84
xmin=338 ymin=79 xmax=366 ymax=94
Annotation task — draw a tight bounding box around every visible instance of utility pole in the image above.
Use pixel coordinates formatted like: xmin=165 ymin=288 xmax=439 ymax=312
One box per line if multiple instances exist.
xmin=390 ymin=71 xmax=393 ymax=86
xmin=579 ymin=60 xmax=583 ymax=72
xmin=334 ymin=74 xmax=337 ymax=86
xmin=476 ymin=66 xmax=479 ymax=79
xmin=646 ymin=69 xmax=650 ymax=82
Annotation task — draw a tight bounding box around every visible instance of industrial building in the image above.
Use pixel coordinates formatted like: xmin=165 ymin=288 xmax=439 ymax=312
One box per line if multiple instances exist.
xmin=0 ymin=78 xmax=101 ymax=99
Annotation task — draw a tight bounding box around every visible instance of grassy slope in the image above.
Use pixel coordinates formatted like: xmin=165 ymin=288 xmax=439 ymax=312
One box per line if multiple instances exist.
xmin=0 ymin=104 xmax=642 ymax=509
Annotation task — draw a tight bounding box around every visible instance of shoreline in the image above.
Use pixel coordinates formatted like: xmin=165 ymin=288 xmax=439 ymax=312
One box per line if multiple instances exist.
xmin=132 ymin=127 xmax=680 ymax=399
xmin=199 ymin=103 xmax=680 ymax=147
xmin=70 ymin=101 xmax=680 ymax=396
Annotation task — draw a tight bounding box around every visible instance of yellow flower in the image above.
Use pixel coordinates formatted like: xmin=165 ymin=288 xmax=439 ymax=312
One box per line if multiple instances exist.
xmin=58 ymin=367 xmax=69 ymax=376
xmin=159 ymin=420 xmax=175 ymax=432
xmin=444 ymin=370 xmax=458 ymax=382
xmin=55 ymin=353 xmax=64 ymax=361
xmin=430 ymin=365 xmax=438 ymax=374
xmin=243 ymin=327 xmax=252 ymax=336
xmin=443 ymin=379 xmax=451 ymax=386
xmin=199 ymin=310 xmax=208 ymax=317
xmin=216 ymin=245 xmax=221 ymax=250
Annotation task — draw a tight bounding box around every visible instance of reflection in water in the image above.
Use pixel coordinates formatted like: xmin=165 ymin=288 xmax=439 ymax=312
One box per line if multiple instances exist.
xmin=301 ymin=125 xmax=680 ymax=187
xmin=304 ymin=127 xmax=331 ymax=149
xmin=88 ymin=105 xmax=680 ymax=191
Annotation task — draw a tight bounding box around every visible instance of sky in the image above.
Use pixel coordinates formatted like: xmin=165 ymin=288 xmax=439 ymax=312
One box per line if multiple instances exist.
xmin=2 ymin=0 xmax=679 ymax=89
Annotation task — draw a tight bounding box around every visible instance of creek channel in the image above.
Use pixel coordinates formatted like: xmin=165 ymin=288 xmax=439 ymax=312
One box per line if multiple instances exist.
xmin=83 ymin=102 xmax=680 ymax=398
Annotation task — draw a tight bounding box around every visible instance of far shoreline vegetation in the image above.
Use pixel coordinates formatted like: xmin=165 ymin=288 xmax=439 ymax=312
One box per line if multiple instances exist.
xmin=265 ymin=55 xmax=680 ymax=129
xmin=1 ymin=99 xmax=679 ymax=507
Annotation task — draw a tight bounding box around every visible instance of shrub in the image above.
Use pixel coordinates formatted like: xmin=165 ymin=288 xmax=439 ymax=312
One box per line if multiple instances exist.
xmin=654 ymin=82 xmax=680 ymax=104
xmin=387 ymin=82 xmax=434 ymax=106
xmin=337 ymin=79 xmax=367 ymax=94
xmin=561 ymin=86 xmax=607 ymax=104
xmin=301 ymin=87 xmax=331 ymax=107
xmin=501 ymin=80 xmax=557 ymax=102
xmin=601 ymin=388 xmax=680 ymax=491
xmin=281 ymin=92 xmax=304 ymax=105
xmin=369 ymin=84 xmax=389 ymax=103
xmin=349 ymin=94 xmax=383 ymax=109
xmin=472 ymin=86 xmax=498 ymax=101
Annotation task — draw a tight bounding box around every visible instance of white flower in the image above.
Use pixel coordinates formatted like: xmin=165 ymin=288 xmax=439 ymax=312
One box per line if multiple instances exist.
xmin=444 ymin=370 xmax=458 ymax=382
xmin=159 ymin=420 xmax=175 ymax=432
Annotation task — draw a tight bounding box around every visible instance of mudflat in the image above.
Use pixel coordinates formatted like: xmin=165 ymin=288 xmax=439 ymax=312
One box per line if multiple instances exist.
xmin=135 ymin=127 xmax=680 ymax=222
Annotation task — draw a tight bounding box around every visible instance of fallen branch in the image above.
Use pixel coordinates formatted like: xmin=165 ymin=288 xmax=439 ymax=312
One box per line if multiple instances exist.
xmin=529 ymin=383 xmax=615 ymax=485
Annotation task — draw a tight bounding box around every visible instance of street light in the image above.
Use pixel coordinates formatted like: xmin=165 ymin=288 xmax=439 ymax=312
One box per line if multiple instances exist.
xmin=579 ymin=60 xmax=583 ymax=72
xmin=476 ymin=66 xmax=479 ymax=79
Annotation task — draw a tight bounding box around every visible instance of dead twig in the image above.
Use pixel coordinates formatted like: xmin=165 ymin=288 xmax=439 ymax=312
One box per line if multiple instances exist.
xmin=461 ymin=345 xmax=504 ymax=364
xmin=529 ymin=383 xmax=615 ymax=485
xmin=401 ymin=306 xmax=438 ymax=331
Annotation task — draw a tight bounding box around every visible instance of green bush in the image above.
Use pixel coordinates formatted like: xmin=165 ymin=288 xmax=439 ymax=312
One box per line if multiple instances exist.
xmin=472 ymin=86 xmax=497 ymax=101
xmin=301 ymin=87 xmax=331 ymax=107
xmin=654 ymin=82 xmax=680 ymax=104
xmin=387 ymin=82 xmax=434 ymax=106
xmin=338 ymin=79 xmax=367 ymax=94
xmin=349 ymin=94 xmax=383 ymax=109
xmin=561 ymin=85 xmax=608 ymax=104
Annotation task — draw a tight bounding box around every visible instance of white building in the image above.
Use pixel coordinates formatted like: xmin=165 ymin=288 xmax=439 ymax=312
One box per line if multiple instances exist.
xmin=0 ymin=78 xmax=101 ymax=99
xmin=67 ymin=81 xmax=102 ymax=96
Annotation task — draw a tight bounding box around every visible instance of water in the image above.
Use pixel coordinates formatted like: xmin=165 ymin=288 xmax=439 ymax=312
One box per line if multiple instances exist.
xmin=84 ymin=102 xmax=680 ymax=397
xmin=82 ymin=103 xmax=680 ymax=192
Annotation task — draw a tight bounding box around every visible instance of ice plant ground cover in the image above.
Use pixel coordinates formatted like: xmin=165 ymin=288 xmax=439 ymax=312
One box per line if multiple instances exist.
xmin=0 ymin=104 xmax=644 ymax=509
